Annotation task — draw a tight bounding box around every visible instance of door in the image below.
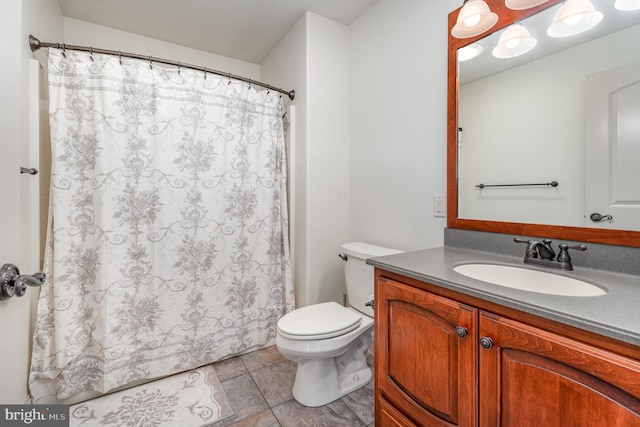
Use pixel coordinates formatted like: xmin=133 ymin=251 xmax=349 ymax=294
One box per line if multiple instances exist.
xmin=585 ymin=62 xmax=640 ymax=230
xmin=0 ymin=0 xmax=41 ymax=404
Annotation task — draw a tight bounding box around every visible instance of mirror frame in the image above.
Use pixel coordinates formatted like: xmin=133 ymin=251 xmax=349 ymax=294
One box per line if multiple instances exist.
xmin=447 ymin=0 xmax=640 ymax=248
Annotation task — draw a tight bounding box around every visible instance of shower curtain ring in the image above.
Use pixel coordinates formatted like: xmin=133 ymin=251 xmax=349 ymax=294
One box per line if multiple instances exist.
xmin=89 ymin=47 xmax=94 ymax=61
xmin=177 ymin=61 xmax=181 ymax=74
xmin=203 ymin=68 xmax=207 ymax=79
xmin=228 ymin=72 xmax=232 ymax=85
xmin=149 ymin=56 xmax=153 ymax=69
xmin=118 ymin=51 xmax=122 ymax=65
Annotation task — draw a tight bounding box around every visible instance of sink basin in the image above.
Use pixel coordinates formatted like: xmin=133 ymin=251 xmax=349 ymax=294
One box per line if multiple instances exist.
xmin=453 ymin=263 xmax=607 ymax=297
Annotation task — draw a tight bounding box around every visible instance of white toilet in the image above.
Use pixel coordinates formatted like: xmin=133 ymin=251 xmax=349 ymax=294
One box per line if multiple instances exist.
xmin=276 ymin=242 xmax=402 ymax=407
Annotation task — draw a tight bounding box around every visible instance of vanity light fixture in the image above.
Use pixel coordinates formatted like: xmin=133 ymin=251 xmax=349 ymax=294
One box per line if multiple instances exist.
xmin=547 ymin=0 xmax=603 ymax=38
xmin=506 ymin=0 xmax=550 ymax=10
xmin=614 ymin=0 xmax=640 ymax=10
xmin=458 ymin=42 xmax=485 ymax=61
xmin=451 ymin=0 xmax=499 ymax=38
xmin=492 ymin=24 xmax=538 ymax=58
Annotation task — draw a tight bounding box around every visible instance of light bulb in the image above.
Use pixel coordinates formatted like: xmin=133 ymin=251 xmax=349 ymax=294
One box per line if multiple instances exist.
xmin=615 ymin=0 xmax=640 ymax=10
xmin=464 ymin=14 xmax=482 ymax=27
xmin=492 ymin=24 xmax=537 ymax=58
xmin=458 ymin=43 xmax=485 ymax=61
xmin=563 ymin=14 xmax=584 ymax=26
xmin=452 ymin=0 xmax=498 ymax=39
xmin=505 ymin=38 xmax=521 ymax=49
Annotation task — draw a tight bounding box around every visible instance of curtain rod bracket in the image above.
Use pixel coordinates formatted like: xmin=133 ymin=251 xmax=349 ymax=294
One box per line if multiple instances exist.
xmin=29 ymin=35 xmax=41 ymax=52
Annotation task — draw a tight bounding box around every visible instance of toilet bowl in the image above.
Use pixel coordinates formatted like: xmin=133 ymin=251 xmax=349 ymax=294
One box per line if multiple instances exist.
xmin=276 ymin=242 xmax=402 ymax=407
xmin=276 ymin=302 xmax=374 ymax=407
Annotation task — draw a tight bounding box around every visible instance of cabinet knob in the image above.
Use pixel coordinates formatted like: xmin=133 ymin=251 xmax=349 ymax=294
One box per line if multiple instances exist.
xmin=479 ymin=336 xmax=494 ymax=350
xmin=455 ymin=326 xmax=468 ymax=339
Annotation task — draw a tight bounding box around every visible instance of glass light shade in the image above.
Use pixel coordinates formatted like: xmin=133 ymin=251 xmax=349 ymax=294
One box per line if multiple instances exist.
xmin=547 ymin=0 xmax=603 ymax=38
xmin=492 ymin=24 xmax=538 ymax=58
xmin=506 ymin=0 xmax=550 ymax=10
xmin=615 ymin=0 xmax=640 ymax=10
xmin=458 ymin=43 xmax=485 ymax=61
xmin=451 ymin=0 xmax=499 ymax=38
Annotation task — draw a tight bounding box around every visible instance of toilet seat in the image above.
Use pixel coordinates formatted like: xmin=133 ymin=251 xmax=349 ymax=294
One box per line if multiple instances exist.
xmin=277 ymin=302 xmax=363 ymax=340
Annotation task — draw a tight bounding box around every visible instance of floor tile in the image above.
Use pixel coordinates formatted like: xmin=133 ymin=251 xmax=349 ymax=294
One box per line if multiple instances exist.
xmin=240 ymin=346 xmax=287 ymax=372
xmin=224 ymin=409 xmax=281 ymax=427
xmin=340 ymin=379 xmax=375 ymax=425
xmin=210 ymin=373 xmax=270 ymax=427
xmin=271 ymin=398 xmax=367 ymax=427
xmin=213 ymin=357 xmax=248 ymax=382
xmin=249 ymin=360 xmax=297 ymax=407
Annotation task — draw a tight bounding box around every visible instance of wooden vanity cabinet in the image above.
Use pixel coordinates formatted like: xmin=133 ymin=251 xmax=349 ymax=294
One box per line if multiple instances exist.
xmin=375 ymin=271 xmax=640 ymax=427
xmin=375 ymin=276 xmax=478 ymax=426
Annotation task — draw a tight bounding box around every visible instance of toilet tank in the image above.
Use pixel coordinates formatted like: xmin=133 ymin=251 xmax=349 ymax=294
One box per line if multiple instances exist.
xmin=341 ymin=242 xmax=403 ymax=317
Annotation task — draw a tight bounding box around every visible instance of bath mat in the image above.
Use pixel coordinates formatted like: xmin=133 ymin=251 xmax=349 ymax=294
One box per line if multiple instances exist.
xmin=69 ymin=365 xmax=233 ymax=427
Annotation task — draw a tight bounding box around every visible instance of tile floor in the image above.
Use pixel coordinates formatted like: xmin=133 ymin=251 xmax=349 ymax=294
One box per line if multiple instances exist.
xmin=207 ymin=346 xmax=375 ymax=427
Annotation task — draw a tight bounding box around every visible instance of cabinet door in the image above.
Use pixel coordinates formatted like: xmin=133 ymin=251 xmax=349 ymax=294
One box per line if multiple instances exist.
xmin=479 ymin=311 xmax=640 ymax=426
xmin=376 ymin=277 xmax=478 ymax=426
xmin=379 ymin=397 xmax=419 ymax=427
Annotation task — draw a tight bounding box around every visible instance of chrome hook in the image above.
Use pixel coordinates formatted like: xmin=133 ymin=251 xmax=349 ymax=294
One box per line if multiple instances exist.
xmin=89 ymin=46 xmax=94 ymax=61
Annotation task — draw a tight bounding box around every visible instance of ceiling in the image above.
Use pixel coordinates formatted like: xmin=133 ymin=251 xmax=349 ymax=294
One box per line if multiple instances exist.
xmin=57 ymin=0 xmax=380 ymax=64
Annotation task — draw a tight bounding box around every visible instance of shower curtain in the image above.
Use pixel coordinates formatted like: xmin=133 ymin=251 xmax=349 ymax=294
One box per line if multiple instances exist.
xmin=29 ymin=49 xmax=295 ymax=402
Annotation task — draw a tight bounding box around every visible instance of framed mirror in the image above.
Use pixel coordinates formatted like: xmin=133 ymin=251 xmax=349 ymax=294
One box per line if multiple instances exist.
xmin=447 ymin=0 xmax=640 ymax=247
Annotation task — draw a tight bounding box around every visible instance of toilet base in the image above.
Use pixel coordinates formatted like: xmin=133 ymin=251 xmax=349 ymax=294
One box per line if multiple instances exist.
xmin=289 ymin=332 xmax=372 ymax=407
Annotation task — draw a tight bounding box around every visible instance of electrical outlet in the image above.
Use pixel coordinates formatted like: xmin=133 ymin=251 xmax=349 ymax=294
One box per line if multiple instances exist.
xmin=434 ymin=195 xmax=446 ymax=218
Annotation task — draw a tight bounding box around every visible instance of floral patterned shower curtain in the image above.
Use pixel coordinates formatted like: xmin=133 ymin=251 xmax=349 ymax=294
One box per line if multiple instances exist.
xmin=29 ymin=49 xmax=295 ymax=403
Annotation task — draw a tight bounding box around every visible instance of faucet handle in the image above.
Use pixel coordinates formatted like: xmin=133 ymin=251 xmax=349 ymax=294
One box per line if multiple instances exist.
xmin=513 ymin=237 xmax=531 ymax=245
xmin=514 ymin=237 xmax=537 ymax=258
xmin=557 ymin=244 xmax=587 ymax=269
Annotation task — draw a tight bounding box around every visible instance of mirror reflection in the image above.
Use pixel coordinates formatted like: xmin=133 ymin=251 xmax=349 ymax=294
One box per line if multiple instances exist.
xmin=456 ymin=0 xmax=640 ymax=231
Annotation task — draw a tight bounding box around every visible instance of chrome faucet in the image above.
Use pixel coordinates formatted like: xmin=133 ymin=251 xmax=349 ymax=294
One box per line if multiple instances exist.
xmin=514 ymin=237 xmax=586 ymax=271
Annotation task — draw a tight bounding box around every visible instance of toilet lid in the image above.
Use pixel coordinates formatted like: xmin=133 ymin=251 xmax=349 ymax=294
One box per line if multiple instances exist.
xmin=277 ymin=302 xmax=362 ymax=340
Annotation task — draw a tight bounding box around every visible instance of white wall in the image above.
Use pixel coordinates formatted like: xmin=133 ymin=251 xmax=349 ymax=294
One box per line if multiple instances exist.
xmin=305 ymin=14 xmax=350 ymax=305
xmin=349 ymin=0 xmax=459 ymax=252
xmin=262 ymin=12 xmax=350 ymax=307
xmin=63 ymin=18 xmax=260 ymax=80
xmin=262 ymin=16 xmax=309 ymax=306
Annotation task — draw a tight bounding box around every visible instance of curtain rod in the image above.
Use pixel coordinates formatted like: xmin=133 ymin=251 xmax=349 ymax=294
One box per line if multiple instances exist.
xmin=29 ymin=35 xmax=295 ymax=101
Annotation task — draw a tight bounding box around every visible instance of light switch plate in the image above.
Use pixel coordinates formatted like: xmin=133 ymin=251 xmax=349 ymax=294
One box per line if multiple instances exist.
xmin=434 ymin=195 xmax=446 ymax=218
